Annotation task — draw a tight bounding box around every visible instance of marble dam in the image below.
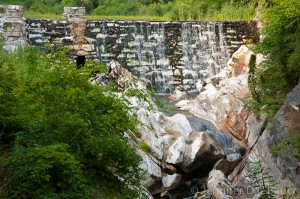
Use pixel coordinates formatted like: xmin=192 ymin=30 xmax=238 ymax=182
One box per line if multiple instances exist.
xmin=0 ymin=5 xmax=259 ymax=93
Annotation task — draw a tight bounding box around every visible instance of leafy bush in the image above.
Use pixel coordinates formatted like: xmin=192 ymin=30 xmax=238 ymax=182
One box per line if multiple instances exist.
xmin=0 ymin=45 xmax=143 ymax=198
xmin=3 ymin=144 xmax=91 ymax=199
xmin=249 ymin=0 xmax=300 ymax=118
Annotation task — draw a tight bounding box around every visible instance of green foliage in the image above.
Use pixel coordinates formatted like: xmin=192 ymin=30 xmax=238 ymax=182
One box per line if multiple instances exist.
xmin=249 ymin=0 xmax=300 ymax=118
xmin=92 ymin=0 xmax=143 ymax=16
xmin=0 ymin=7 xmax=5 ymax=14
xmin=247 ymin=158 xmax=277 ymax=199
xmin=139 ymin=140 xmax=152 ymax=153
xmin=3 ymin=144 xmax=91 ymax=199
xmin=81 ymin=59 xmax=107 ymax=74
xmin=131 ymin=127 xmax=142 ymax=138
xmin=0 ymin=45 xmax=143 ymax=198
xmin=2 ymin=22 xmax=12 ymax=31
xmin=271 ymin=134 xmax=300 ymax=161
xmin=2 ymin=0 xmax=259 ymax=20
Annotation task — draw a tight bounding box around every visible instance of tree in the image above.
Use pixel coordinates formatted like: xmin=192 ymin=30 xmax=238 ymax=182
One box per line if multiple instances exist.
xmin=0 ymin=46 xmax=142 ymax=198
xmin=251 ymin=0 xmax=300 ymax=117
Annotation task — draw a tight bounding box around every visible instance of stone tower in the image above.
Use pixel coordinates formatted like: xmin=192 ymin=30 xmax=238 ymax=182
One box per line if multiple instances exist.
xmin=0 ymin=5 xmax=27 ymax=51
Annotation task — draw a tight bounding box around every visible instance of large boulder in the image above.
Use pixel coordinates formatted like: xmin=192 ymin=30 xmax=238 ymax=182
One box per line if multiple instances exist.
xmin=139 ymin=151 xmax=162 ymax=188
xmin=168 ymin=89 xmax=189 ymax=102
xmin=163 ymin=113 xmax=193 ymax=139
xmin=164 ymin=131 xmax=225 ymax=174
xmin=162 ymin=173 xmax=183 ymax=190
xmin=179 ymin=74 xmax=249 ymax=134
xmin=166 ymin=137 xmax=186 ymax=164
xmin=206 ymin=170 xmax=244 ymax=199
xmin=181 ymin=132 xmax=225 ymax=174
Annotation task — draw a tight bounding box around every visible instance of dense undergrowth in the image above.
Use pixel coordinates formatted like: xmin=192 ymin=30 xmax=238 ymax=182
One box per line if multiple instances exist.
xmin=248 ymin=0 xmax=300 ymax=119
xmin=1 ymin=0 xmax=260 ymax=21
xmin=0 ymin=44 xmax=144 ymax=198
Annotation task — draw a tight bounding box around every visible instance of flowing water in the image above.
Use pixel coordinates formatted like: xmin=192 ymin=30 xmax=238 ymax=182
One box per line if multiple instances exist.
xmin=90 ymin=21 xmax=230 ymax=94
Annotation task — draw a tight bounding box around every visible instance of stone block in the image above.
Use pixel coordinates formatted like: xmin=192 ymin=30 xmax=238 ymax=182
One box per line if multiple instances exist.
xmin=82 ymin=44 xmax=94 ymax=52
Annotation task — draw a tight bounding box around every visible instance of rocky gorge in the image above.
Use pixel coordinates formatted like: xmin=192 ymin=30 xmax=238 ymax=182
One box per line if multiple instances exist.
xmin=100 ymin=43 xmax=299 ymax=198
xmin=1 ymin=4 xmax=300 ymax=199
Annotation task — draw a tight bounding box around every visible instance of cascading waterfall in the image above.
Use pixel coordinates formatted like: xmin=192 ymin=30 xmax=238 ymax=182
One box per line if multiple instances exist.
xmin=26 ymin=18 xmax=257 ymax=94
xmin=91 ymin=21 xmax=231 ymax=94
xmin=99 ymin=21 xmax=108 ymax=63
xmin=180 ymin=23 xmax=229 ymax=81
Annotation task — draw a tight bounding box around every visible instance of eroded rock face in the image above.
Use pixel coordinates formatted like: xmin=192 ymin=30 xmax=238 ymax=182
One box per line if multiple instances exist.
xmin=162 ymin=173 xmax=183 ymax=189
xmin=166 ymin=137 xmax=185 ymax=164
xmin=177 ymin=73 xmax=251 ymax=146
xmin=228 ymin=45 xmax=252 ymax=76
xmin=175 ymin=46 xmax=261 ymax=149
xmin=104 ymin=45 xmax=291 ymax=198
xmin=229 ymin=82 xmax=300 ymax=198
xmin=139 ymin=151 xmax=162 ymax=188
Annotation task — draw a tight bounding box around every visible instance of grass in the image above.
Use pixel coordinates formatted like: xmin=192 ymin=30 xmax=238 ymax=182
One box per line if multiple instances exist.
xmin=199 ymin=4 xmax=256 ymax=21
xmin=24 ymin=11 xmax=254 ymax=21
xmin=86 ymin=15 xmax=169 ymax=21
xmin=24 ymin=11 xmax=169 ymax=21
xmin=139 ymin=140 xmax=152 ymax=153
xmin=24 ymin=12 xmax=63 ymax=19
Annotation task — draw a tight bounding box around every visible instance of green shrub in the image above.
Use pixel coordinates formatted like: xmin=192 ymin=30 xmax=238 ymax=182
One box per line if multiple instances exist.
xmin=2 ymin=22 xmax=12 ymax=31
xmin=0 ymin=7 xmax=5 ymax=14
xmin=271 ymin=134 xmax=300 ymax=161
xmin=251 ymin=0 xmax=300 ymax=119
xmin=139 ymin=140 xmax=152 ymax=153
xmin=0 ymin=45 xmax=143 ymax=198
xmin=3 ymin=144 xmax=92 ymax=199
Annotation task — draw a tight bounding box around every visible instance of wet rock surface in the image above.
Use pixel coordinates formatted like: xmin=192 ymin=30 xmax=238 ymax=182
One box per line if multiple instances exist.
xmin=122 ymin=47 xmax=254 ymax=197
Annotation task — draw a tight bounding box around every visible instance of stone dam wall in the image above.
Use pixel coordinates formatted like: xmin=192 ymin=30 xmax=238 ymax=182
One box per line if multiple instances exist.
xmin=0 ymin=6 xmax=259 ymax=93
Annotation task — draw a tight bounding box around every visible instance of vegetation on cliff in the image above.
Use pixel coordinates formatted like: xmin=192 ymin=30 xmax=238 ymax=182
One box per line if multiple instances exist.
xmin=0 ymin=45 xmax=143 ymax=198
xmin=249 ymin=0 xmax=300 ymax=170
xmin=249 ymin=0 xmax=300 ymax=118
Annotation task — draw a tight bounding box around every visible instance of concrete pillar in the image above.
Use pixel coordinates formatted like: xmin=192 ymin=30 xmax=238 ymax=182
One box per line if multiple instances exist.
xmin=0 ymin=5 xmax=27 ymax=51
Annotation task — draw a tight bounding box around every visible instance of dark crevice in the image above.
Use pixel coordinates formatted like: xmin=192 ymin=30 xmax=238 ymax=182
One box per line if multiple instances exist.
xmin=76 ymin=55 xmax=85 ymax=67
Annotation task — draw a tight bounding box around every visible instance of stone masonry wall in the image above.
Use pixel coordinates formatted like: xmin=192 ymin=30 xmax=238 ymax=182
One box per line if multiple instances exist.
xmin=0 ymin=5 xmax=259 ymax=93
xmin=26 ymin=17 xmax=258 ymax=93
xmin=0 ymin=5 xmax=26 ymax=51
